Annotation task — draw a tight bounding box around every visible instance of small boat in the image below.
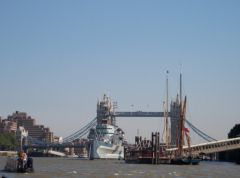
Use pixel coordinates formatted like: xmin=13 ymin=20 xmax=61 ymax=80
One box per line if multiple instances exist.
xmin=171 ymin=156 xmax=200 ymax=165
xmin=4 ymin=156 xmax=34 ymax=173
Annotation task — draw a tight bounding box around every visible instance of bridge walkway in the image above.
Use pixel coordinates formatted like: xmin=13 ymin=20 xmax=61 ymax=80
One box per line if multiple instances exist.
xmin=166 ymin=137 xmax=240 ymax=156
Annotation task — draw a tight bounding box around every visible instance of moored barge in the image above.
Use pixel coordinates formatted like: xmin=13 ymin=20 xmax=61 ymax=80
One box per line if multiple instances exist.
xmin=124 ymin=132 xmax=171 ymax=164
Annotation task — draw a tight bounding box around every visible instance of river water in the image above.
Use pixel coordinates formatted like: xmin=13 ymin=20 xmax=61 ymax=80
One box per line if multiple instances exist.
xmin=0 ymin=157 xmax=239 ymax=178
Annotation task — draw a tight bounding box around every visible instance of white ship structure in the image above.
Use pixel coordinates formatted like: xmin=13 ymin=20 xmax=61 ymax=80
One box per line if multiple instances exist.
xmin=88 ymin=94 xmax=125 ymax=159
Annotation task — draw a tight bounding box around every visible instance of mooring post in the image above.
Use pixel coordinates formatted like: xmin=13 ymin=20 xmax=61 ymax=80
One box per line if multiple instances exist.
xmin=157 ymin=132 xmax=160 ymax=164
xmin=151 ymin=132 xmax=154 ymax=164
xmin=155 ymin=132 xmax=157 ymax=164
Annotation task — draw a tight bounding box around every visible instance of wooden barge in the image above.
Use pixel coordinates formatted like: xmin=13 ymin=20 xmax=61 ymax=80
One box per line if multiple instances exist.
xmin=124 ymin=132 xmax=171 ymax=164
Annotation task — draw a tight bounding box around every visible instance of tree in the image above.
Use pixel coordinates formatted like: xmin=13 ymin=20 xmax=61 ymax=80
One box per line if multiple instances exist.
xmin=0 ymin=133 xmax=18 ymax=150
xmin=227 ymin=124 xmax=240 ymax=163
xmin=228 ymin=124 xmax=240 ymax=139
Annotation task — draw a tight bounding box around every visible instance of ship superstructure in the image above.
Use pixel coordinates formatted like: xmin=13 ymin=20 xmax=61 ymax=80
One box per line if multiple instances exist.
xmin=88 ymin=94 xmax=124 ymax=159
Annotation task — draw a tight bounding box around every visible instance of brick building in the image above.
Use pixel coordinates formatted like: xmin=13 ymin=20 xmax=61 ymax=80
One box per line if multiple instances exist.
xmin=6 ymin=111 xmax=53 ymax=143
xmin=0 ymin=117 xmax=17 ymax=134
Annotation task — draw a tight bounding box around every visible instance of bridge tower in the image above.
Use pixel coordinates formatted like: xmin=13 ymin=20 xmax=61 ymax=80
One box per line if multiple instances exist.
xmin=170 ymin=95 xmax=181 ymax=146
xmin=96 ymin=94 xmax=116 ymax=126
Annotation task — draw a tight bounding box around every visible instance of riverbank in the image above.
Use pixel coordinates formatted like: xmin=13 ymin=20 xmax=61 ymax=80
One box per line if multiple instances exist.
xmin=0 ymin=151 xmax=17 ymax=157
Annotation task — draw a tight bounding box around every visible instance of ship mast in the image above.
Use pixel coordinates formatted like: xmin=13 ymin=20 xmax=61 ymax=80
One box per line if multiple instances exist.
xmin=165 ymin=70 xmax=169 ymax=148
xmin=178 ymin=72 xmax=184 ymax=157
xmin=177 ymin=72 xmax=191 ymax=158
xmin=180 ymin=72 xmax=182 ymax=109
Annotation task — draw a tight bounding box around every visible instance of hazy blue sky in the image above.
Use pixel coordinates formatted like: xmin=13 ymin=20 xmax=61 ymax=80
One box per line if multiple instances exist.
xmin=0 ymin=1 xmax=240 ymax=143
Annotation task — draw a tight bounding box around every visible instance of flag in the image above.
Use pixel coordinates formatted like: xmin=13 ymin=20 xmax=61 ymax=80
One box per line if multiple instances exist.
xmin=184 ymin=127 xmax=190 ymax=133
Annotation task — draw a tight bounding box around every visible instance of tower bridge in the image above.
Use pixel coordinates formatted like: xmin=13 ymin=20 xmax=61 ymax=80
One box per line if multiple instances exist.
xmin=24 ymin=95 xmax=240 ymax=158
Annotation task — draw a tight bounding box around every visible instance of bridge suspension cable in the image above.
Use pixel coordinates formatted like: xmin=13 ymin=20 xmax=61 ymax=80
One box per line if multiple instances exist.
xmin=186 ymin=119 xmax=217 ymax=142
xmin=63 ymin=117 xmax=97 ymax=143
xmin=61 ymin=114 xmax=217 ymax=143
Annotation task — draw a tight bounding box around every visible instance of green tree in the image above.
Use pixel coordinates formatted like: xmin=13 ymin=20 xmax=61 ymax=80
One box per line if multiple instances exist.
xmin=0 ymin=133 xmax=18 ymax=150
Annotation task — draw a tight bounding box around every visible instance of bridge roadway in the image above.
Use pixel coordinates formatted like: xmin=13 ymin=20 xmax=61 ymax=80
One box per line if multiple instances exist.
xmin=114 ymin=111 xmax=170 ymax=117
xmin=166 ymin=137 xmax=240 ymax=156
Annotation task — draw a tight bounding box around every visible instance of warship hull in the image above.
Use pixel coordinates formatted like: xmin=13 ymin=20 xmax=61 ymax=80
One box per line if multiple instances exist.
xmin=90 ymin=140 xmax=124 ymax=159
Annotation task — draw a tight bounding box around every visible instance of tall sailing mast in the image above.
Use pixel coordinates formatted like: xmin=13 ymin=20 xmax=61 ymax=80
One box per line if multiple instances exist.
xmin=165 ymin=70 xmax=169 ymax=148
xmin=178 ymin=72 xmax=184 ymax=157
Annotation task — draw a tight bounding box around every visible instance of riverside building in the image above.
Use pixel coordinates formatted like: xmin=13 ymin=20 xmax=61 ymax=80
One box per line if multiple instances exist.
xmin=0 ymin=117 xmax=17 ymax=134
xmin=6 ymin=111 xmax=53 ymax=143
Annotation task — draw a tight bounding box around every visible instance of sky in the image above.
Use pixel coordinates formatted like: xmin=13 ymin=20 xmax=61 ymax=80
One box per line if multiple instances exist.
xmin=0 ymin=0 xmax=240 ymax=143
